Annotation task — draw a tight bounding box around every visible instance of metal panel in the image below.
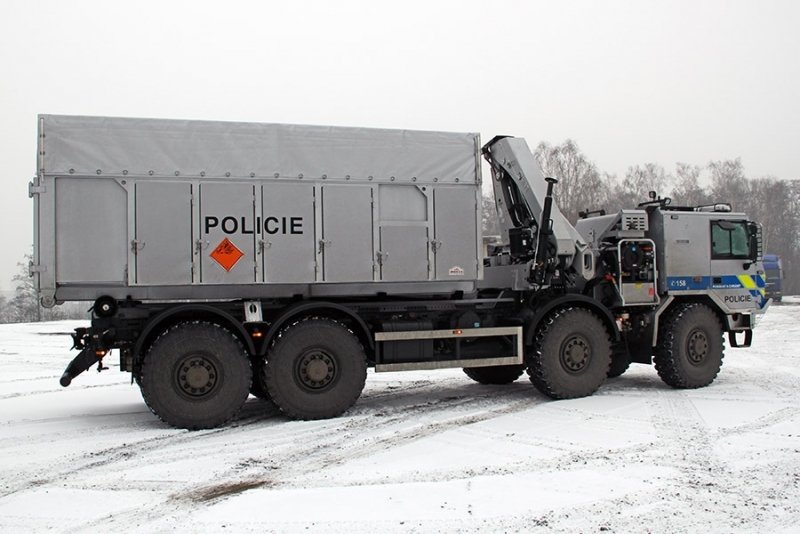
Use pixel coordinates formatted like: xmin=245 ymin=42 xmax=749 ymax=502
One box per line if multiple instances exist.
xmin=261 ymin=183 xmax=316 ymax=283
xmin=375 ymin=326 xmax=523 ymax=372
xmin=134 ymin=182 xmax=193 ymax=285
xmin=433 ymin=187 xmax=478 ymax=280
xmin=380 ymin=226 xmax=429 ymax=281
xmin=660 ymin=212 xmax=711 ymax=279
xmin=199 ymin=182 xmax=257 ymax=284
xmin=321 ymin=185 xmax=373 ymax=282
xmin=55 ymin=178 xmax=127 ymax=283
xmin=379 ymin=185 xmax=427 ymax=221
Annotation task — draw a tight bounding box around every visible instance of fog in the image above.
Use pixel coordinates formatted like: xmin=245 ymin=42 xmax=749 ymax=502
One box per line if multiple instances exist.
xmin=1 ymin=0 xmax=798 ymax=289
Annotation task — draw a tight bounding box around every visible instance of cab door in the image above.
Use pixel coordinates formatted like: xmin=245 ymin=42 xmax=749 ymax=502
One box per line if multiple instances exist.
xmin=709 ymin=218 xmax=765 ymax=310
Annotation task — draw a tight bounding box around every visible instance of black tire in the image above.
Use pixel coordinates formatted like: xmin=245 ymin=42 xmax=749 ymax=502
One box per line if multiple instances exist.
xmin=607 ymin=347 xmax=631 ymax=378
xmin=654 ymin=303 xmax=724 ymax=389
xmin=263 ymin=318 xmax=367 ymax=420
xmin=463 ymin=365 xmax=525 ymax=385
xmin=527 ymin=307 xmax=611 ymax=399
xmin=140 ymin=322 xmax=252 ymax=430
xmin=249 ymin=358 xmax=270 ymax=400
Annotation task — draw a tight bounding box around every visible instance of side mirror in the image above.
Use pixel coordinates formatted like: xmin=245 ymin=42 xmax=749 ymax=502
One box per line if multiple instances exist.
xmin=747 ymin=222 xmax=762 ymax=262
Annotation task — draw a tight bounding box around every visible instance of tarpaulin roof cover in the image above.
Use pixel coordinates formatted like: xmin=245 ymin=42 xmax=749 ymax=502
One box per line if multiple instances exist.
xmin=40 ymin=115 xmax=480 ymax=184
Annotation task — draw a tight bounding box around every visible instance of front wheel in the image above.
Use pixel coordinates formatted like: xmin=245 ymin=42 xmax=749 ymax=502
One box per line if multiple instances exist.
xmin=262 ymin=318 xmax=367 ymax=420
xmin=527 ymin=307 xmax=611 ymax=399
xmin=140 ymin=322 xmax=252 ymax=429
xmin=654 ymin=303 xmax=724 ymax=389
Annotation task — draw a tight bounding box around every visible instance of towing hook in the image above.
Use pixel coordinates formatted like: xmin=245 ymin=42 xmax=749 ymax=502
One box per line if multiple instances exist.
xmin=59 ymin=347 xmax=106 ymax=387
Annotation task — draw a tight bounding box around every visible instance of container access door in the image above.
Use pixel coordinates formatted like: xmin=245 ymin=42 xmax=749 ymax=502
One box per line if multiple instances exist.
xmin=199 ymin=182 xmax=258 ymax=284
xmin=377 ymin=185 xmax=430 ymax=282
xmin=261 ymin=183 xmax=316 ymax=283
xmin=433 ymin=187 xmax=478 ymax=280
xmin=133 ymin=181 xmax=193 ymax=285
xmin=320 ymin=185 xmax=374 ymax=282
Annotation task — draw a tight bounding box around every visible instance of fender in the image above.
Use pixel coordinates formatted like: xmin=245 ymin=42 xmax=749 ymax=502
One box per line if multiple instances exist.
xmin=260 ymin=301 xmax=374 ymax=356
xmin=133 ymin=304 xmax=256 ymax=362
xmin=525 ymin=293 xmax=619 ymax=346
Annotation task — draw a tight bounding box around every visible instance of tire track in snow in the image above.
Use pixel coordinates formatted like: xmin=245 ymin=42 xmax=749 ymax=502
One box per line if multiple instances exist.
xmin=63 ymin=383 xmax=545 ymax=532
xmin=5 ymin=378 xmax=539 ymax=492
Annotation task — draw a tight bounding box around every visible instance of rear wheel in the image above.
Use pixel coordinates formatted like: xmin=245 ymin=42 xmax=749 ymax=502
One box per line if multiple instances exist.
xmin=654 ymin=303 xmax=724 ymax=388
xmin=527 ymin=307 xmax=611 ymax=399
xmin=249 ymin=358 xmax=270 ymax=400
xmin=463 ymin=364 xmax=525 ymax=385
xmin=263 ymin=318 xmax=367 ymax=420
xmin=140 ymin=322 xmax=252 ymax=429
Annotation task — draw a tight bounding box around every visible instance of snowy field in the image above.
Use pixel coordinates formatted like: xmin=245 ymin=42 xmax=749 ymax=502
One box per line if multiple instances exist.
xmin=1 ymin=301 xmax=799 ymax=533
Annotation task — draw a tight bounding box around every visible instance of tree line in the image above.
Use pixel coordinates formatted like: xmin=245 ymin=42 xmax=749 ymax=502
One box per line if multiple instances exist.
xmin=0 ymin=255 xmax=86 ymax=323
xmin=484 ymin=139 xmax=800 ymax=295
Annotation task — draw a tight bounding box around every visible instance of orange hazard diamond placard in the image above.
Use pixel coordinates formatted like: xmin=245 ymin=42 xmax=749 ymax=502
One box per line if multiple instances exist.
xmin=210 ymin=238 xmax=244 ymax=272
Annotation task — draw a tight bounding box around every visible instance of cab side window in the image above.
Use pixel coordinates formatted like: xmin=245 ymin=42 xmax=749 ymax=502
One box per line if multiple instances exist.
xmin=711 ymin=220 xmax=750 ymax=259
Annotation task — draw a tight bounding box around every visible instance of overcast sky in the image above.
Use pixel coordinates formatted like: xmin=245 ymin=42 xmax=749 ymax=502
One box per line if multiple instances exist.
xmin=1 ymin=0 xmax=798 ymax=290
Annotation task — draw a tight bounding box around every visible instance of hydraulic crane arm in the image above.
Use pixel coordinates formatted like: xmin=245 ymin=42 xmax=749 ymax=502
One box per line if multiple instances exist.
xmin=482 ymin=136 xmax=594 ymax=284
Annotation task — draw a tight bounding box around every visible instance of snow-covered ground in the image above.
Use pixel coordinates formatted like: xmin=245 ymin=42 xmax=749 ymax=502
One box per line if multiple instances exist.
xmin=1 ymin=302 xmax=799 ymax=533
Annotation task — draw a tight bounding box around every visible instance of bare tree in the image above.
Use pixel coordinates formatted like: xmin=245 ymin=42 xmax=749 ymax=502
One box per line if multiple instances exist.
xmin=607 ymin=163 xmax=669 ymax=213
xmin=671 ymin=163 xmax=709 ymax=206
xmin=2 ymin=253 xmax=87 ymax=323
xmin=746 ymin=177 xmax=800 ymax=294
xmin=709 ymin=158 xmax=750 ymax=211
xmin=0 ymin=295 xmax=10 ymax=323
xmin=481 ymin=193 xmax=500 ymax=236
xmin=534 ymin=140 xmax=607 ymax=223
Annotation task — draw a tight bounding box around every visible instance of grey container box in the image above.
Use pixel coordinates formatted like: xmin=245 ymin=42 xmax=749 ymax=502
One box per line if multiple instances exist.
xmin=32 ymin=115 xmax=483 ymax=303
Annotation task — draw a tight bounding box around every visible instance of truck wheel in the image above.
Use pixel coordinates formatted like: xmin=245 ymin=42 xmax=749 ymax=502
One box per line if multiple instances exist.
xmin=654 ymin=303 xmax=724 ymax=389
xmin=527 ymin=307 xmax=611 ymax=399
xmin=263 ymin=318 xmax=367 ymax=420
xmin=463 ymin=365 xmax=525 ymax=384
xmin=140 ymin=322 xmax=251 ymax=430
xmin=607 ymin=347 xmax=631 ymax=378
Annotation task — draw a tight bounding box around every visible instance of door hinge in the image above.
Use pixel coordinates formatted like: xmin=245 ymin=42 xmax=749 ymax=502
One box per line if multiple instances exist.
xmin=28 ymin=181 xmax=46 ymax=197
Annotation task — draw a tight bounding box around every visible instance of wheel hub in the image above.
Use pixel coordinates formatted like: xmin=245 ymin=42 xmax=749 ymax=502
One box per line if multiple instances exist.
xmin=297 ymin=350 xmax=336 ymax=390
xmin=687 ymin=329 xmax=709 ymax=365
xmin=561 ymin=335 xmax=591 ymax=373
xmin=177 ymin=356 xmax=218 ymax=397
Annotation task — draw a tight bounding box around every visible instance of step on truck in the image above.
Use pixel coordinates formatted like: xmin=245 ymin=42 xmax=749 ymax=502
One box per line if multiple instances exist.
xmin=30 ymin=115 xmax=770 ymax=429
